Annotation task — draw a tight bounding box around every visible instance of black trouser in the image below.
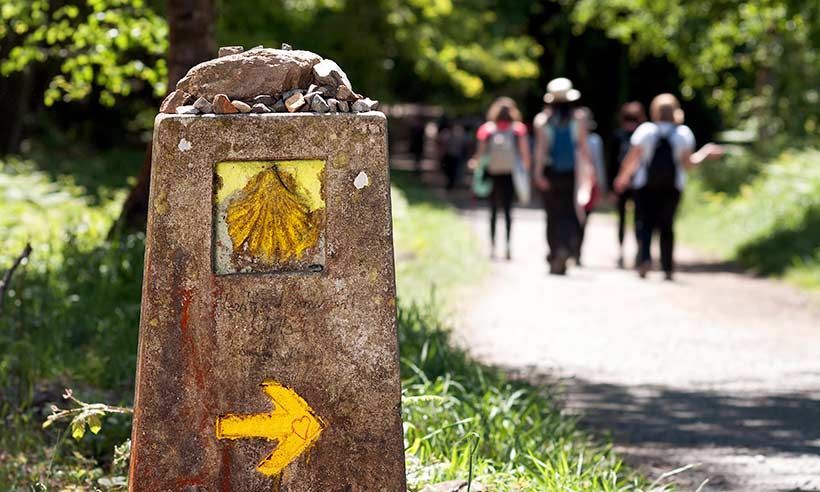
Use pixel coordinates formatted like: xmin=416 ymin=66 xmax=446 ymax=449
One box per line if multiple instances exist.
xmin=441 ymin=154 xmax=462 ymax=190
xmin=617 ymin=190 xmax=633 ymax=248
xmin=543 ymin=170 xmax=579 ymax=260
xmin=634 ymin=187 xmax=681 ymax=273
xmin=488 ymin=173 xmax=514 ymax=245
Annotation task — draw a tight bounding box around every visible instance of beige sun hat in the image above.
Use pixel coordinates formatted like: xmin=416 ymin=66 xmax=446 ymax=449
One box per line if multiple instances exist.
xmin=543 ymin=77 xmax=581 ymax=103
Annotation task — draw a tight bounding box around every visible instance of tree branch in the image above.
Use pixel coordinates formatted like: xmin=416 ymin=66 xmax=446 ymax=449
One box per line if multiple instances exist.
xmin=0 ymin=242 xmax=32 ymax=313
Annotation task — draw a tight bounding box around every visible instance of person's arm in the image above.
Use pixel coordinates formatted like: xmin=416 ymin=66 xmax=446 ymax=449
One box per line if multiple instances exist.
xmin=614 ymin=146 xmax=643 ymax=193
xmin=516 ymin=126 xmax=532 ymax=172
xmin=467 ymin=139 xmax=487 ymax=170
xmin=532 ymin=115 xmax=550 ymax=190
xmin=576 ymin=118 xmax=592 ymax=166
xmin=679 ymin=143 xmax=724 ymax=170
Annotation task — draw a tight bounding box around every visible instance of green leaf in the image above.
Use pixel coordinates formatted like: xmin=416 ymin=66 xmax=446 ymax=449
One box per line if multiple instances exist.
xmin=88 ymin=414 xmax=103 ymax=434
xmin=71 ymin=419 xmax=86 ymax=440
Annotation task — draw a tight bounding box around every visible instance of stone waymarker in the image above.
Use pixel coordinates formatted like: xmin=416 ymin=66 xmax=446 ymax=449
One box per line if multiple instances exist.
xmin=128 ymin=110 xmax=406 ymax=491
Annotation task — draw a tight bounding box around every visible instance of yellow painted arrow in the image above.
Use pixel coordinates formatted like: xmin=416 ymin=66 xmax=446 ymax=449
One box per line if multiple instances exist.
xmin=215 ymin=381 xmax=325 ymax=476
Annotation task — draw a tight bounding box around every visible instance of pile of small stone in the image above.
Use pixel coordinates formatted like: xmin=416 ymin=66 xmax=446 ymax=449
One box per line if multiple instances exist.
xmin=161 ymin=44 xmax=379 ymax=116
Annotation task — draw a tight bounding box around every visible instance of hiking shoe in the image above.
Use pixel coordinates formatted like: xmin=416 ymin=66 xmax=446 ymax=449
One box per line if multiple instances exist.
xmin=664 ymin=271 xmax=674 ymax=281
xmin=549 ymin=249 xmax=569 ymax=275
xmin=637 ymin=261 xmax=651 ymax=279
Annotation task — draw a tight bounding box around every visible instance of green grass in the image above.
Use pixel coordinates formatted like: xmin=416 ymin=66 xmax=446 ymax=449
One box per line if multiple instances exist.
xmin=679 ymin=146 xmax=820 ymax=289
xmin=391 ymin=170 xmax=488 ymax=306
xmin=0 ymin=152 xmax=661 ymax=491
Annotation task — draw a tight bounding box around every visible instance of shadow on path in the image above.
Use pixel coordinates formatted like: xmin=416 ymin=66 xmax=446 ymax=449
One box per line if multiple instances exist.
xmin=505 ymin=368 xmax=820 ymax=490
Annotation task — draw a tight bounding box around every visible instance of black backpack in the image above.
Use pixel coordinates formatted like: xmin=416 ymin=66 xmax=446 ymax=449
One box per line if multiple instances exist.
xmin=645 ymin=133 xmax=677 ymax=189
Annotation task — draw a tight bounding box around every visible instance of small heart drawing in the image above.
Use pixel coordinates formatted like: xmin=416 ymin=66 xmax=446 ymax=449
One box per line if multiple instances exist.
xmin=291 ymin=416 xmax=311 ymax=441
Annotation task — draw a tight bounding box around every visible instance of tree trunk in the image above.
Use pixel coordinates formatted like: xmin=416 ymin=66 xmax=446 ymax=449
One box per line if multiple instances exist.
xmin=116 ymin=0 xmax=217 ymax=233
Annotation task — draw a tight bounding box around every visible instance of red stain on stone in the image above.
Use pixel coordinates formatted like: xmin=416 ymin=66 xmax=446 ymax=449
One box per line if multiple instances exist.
xmin=179 ymin=287 xmax=192 ymax=334
xmin=176 ymin=286 xmax=205 ymax=390
xmin=173 ymin=475 xmax=204 ymax=488
xmin=219 ymin=445 xmax=233 ymax=492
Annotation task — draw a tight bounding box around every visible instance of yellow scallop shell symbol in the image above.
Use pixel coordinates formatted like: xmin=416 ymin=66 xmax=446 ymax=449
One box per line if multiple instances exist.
xmin=225 ymin=167 xmax=321 ymax=263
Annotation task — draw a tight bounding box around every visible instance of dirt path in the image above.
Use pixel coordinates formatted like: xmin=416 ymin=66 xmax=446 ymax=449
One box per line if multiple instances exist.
xmin=454 ymin=206 xmax=820 ymax=491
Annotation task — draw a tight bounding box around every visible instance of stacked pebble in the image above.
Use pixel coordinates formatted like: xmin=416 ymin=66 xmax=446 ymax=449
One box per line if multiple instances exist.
xmin=168 ymin=44 xmax=379 ymax=117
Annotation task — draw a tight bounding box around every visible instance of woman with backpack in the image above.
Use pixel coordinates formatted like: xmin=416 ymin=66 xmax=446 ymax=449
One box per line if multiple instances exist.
xmin=614 ymin=93 xmax=723 ymax=280
xmin=469 ymin=97 xmax=531 ymax=260
xmin=533 ymin=78 xmax=594 ymax=275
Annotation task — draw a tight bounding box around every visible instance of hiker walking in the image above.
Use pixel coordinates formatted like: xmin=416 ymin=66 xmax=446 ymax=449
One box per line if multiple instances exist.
xmin=469 ymin=97 xmax=531 ymax=260
xmin=575 ymin=107 xmax=606 ymax=266
xmin=608 ymin=102 xmax=647 ymax=268
xmin=534 ymin=78 xmax=594 ymax=275
xmin=437 ymin=118 xmax=469 ymax=190
xmin=614 ymin=93 xmax=723 ymax=280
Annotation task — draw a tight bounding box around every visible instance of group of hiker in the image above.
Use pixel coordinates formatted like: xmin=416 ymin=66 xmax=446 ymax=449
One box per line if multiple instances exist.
xmin=462 ymin=77 xmax=724 ymax=279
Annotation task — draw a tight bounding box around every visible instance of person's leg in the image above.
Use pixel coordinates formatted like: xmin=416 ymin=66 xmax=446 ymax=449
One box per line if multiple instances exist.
xmin=659 ymin=188 xmax=682 ymax=279
xmin=577 ymin=217 xmax=586 ymax=266
xmin=634 ymin=188 xmax=655 ymax=277
xmin=488 ymin=175 xmax=500 ymax=256
xmin=544 ymin=173 xmax=559 ymax=262
xmin=616 ymin=192 xmax=628 ymax=267
xmin=550 ymin=173 xmax=575 ymax=274
xmin=567 ymin=176 xmax=581 ymax=265
xmin=617 ymin=192 xmax=628 ymax=245
xmin=501 ymin=175 xmax=514 ymax=259
xmin=443 ymin=155 xmax=457 ymax=190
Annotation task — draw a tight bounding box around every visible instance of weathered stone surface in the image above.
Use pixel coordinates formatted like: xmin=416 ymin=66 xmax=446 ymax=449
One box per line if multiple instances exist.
xmin=312 ymin=59 xmax=352 ymax=91
xmin=281 ymin=43 xmax=292 ymax=50
xmin=231 ymin=100 xmax=252 ymax=113
xmin=130 ymin=112 xmax=405 ymax=492
xmin=251 ymin=103 xmax=271 ymax=113
xmin=310 ymin=95 xmax=329 ymax=114
xmin=326 ymin=98 xmax=339 ymax=112
xmin=218 ymin=45 xmax=244 ymax=57
xmin=272 ymin=99 xmax=286 ymax=112
xmin=175 ymin=105 xmax=199 ymax=115
xmin=281 ymin=88 xmax=304 ymax=103
xmin=285 ymin=92 xmax=306 ymax=112
xmin=193 ymin=96 xmax=213 ymax=113
xmin=351 ymin=99 xmax=370 ymax=113
xmin=350 ymin=97 xmax=379 ymax=113
xmin=337 ymin=100 xmax=350 ymax=112
xmin=159 ymin=90 xmax=192 ymax=114
xmin=335 ymin=84 xmax=355 ymax=102
xmin=213 ymin=94 xmax=239 ymax=114
xmin=176 ymin=48 xmax=323 ymax=101
xmin=253 ymin=94 xmax=274 ymax=106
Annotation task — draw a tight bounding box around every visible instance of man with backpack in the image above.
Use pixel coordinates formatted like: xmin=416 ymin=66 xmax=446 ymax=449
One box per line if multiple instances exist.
xmin=614 ymin=93 xmax=723 ymax=280
xmin=534 ymin=78 xmax=594 ymax=275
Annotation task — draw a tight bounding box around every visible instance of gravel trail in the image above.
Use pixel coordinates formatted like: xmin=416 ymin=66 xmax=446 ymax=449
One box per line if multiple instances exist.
xmin=454 ymin=206 xmax=820 ymax=491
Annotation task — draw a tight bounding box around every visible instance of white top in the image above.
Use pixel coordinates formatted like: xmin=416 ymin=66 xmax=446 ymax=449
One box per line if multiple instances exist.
xmin=630 ymin=122 xmax=695 ymax=190
xmin=587 ymin=132 xmax=607 ymax=192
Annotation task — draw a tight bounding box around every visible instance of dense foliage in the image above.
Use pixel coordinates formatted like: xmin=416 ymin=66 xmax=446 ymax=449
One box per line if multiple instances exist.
xmin=570 ymin=0 xmax=819 ymax=137
xmin=7 ymin=0 xmax=817 ymax=135
xmin=1 ymin=0 xmax=168 ymax=106
xmin=680 ymin=146 xmax=820 ymax=288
